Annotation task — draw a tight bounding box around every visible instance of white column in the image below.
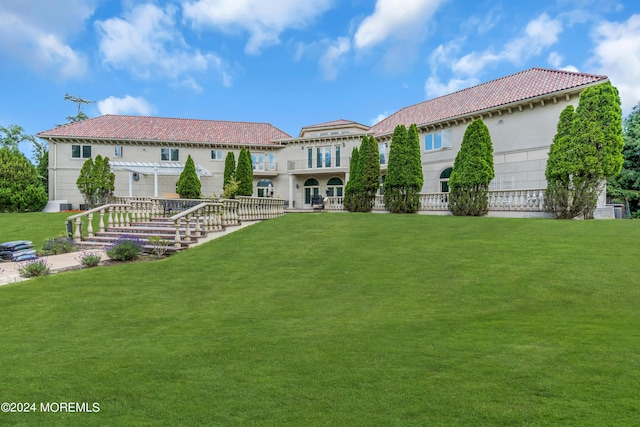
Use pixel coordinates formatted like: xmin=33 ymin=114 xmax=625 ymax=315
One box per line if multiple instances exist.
xmin=154 ymin=168 xmax=159 ymax=197
xmin=128 ymin=171 xmax=133 ymax=197
xmin=288 ymin=174 xmax=294 ymax=209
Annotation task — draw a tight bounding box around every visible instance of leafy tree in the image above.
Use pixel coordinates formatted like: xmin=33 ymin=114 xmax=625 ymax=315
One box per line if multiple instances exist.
xmin=32 ymin=139 xmax=49 ymax=193
xmin=448 ymin=119 xmax=494 ymax=216
xmin=64 ymin=93 xmax=94 ymax=123
xmin=544 ymin=82 xmax=624 ymax=219
xmin=0 ymin=146 xmax=48 ymax=212
xmin=176 ymin=155 xmax=201 ymax=199
xmin=236 ymin=148 xmax=254 ymax=196
xmin=607 ymin=102 xmax=640 ymax=217
xmin=344 ymin=136 xmax=380 ymax=212
xmin=384 ymin=124 xmax=424 ymax=213
xmin=343 ymin=146 xmax=360 ymax=211
xmin=76 ymin=155 xmax=115 ymax=207
xmin=0 ymin=124 xmax=36 ymax=150
xmin=223 ymin=151 xmax=236 ymax=188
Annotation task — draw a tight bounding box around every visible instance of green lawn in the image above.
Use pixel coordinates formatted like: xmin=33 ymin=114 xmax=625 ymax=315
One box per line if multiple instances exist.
xmin=0 ymin=214 xmax=639 ymax=425
xmin=0 ymin=212 xmax=70 ymax=247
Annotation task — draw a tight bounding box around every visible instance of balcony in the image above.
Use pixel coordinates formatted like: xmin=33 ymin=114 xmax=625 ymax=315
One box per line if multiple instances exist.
xmin=287 ymin=157 xmax=351 ymax=174
xmin=252 ymin=162 xmax=277 ymax=176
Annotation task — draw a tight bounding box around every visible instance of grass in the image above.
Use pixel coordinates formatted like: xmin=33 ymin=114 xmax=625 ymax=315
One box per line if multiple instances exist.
xmin=0 ymin=213 xmax=639 ymax=425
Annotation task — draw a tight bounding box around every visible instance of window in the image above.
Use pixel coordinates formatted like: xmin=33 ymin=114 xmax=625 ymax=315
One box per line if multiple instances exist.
xmin=316 ymin=147 xmax=332 ymax=168
xmin=308 ymin=148 xmax=313 ymax=169
xmin=379 ymin=143 xmax=388 ymax=164
xmin=114 ymin=146 xmax=123 ymax=157
xmin=425 ymin=129 xmax=452 ymax=151
xmin=72 ymin=144 xmax=91 ymax=158
xmin=211 ymin=149 xmax=223 ymax=160
xmin=161 ymin=148 xmax=179 ymax=161
xmin=257 ymin=179 xmax=274 ymax=197
xmin=440 ymin=167 xmax=452 ymax=192
xmin=326 ymin=177 xmax=344 ymax=198
xmin=267 ymin=153 xmax=276 ymax=170
xmin=335 ymin=145 xmax=341 ymax=167
xmin=252 ymin=153 xmax=265 ymax=171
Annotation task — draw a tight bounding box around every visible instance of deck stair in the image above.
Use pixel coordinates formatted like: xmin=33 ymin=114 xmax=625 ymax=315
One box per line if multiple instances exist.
xmin=75 ymin=216 xmax=224 ymax=253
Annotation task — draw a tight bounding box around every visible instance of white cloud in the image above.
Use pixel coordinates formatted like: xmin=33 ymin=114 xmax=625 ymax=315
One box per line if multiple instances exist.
xmin=182 ymin=0 xmax=333 ymax=54
xmin=97 ymin=95 xmax=156 ymax=116
xmin=371 ymin=112 xmax=389 ymax=125
xmin=425 ymin=76 xmax=478 ymax=98
xmin=354 ymin=0 xmax=445 ymax=49
xmin=590 ymin=14 xmax=640 ymax=114
xmin=548 ymin=52 xmax=578 ymax=72
xmin=450 ymin=13 xmax=563 ymax=76
xmin=0 ymin=0 xmax=92 ymax=79
xmin=96 ymin=4 xmax=229 ymax=87
xmin=319 ymin=37 xmax=350 ymax=80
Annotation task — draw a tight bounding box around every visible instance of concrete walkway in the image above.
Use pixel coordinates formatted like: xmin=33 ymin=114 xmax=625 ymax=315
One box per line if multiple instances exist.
xmin=0 ymin=221 xmax=257 ymax=286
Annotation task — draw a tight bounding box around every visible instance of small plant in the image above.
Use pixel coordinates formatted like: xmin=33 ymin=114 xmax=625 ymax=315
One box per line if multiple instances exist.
xmin=106 ymin=235 xmax=144 ymax=261
xmin=76 ymin=251 xmax=102 ymax=268
xmin=17 ymin=257 xmax=51 ymax=278
xmin=222 ymin=177 xmax=240 ymax=199
xmin=147 ymin=236 xmax=170 ymax=258
xmin=41 ymin=235 xmax=76 ymax=255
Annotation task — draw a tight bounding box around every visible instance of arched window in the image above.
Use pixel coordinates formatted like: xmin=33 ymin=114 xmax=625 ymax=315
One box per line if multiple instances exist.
xmin=326 ymin=177 xmax=344 ymax=198
xmin=257 ymin=179 xmax=273 ymax=197
xmin=440 ymin=167 xmax=452 ymax=193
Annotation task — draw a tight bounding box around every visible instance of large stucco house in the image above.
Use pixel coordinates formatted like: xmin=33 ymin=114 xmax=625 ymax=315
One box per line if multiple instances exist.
xmin=37 ymin=67 xmax=611 ymax=216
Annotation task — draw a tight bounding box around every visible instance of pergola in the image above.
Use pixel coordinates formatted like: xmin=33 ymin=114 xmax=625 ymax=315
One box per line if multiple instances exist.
xmin=110 ymin=161 xmax=213 ymax=197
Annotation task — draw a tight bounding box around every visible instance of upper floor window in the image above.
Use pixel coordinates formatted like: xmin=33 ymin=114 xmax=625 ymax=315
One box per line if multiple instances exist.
xmin=211 ymin=149 xmax=223 ymax=160
xmin=252 ymin=153 xmax=265 ymax=171
xmin=161 ymin=148 xmax=179 ymax=161
xmin=72 ymin=145 xmax=91 ymax=159
xmin=114 ymin=146 xmax=123 ymax=157
xmin=379 ymin=143 xmax=388 ymax=164
xmin=425 ymin=129 xmax=452 ymax=151
xmin=267 ymin=153 xmax=276 ymax=170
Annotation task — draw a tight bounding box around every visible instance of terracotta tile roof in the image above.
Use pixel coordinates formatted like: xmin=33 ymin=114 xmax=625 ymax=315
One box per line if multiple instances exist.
xmin=369 ymin=67 xmax=608 ymax=136
xmin=301 ymin=119 xmax=368 ymax=130
xmin=37 ymin=115 xmax=291 ymax=145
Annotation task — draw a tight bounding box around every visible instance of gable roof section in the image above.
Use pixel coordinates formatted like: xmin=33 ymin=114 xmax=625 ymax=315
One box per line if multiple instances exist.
xmin=369 ymin=68 xmax=608 ymax=136
xmin=38 ymin=115 xmax=291 ymax=145
xmin=298 ymin=119 xmax=369 ymax=138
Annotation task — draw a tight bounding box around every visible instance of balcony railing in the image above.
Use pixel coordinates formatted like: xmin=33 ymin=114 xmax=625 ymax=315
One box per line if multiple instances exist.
xmin=287 ymin=157 xmax=351 ymax=172
xmin=323 ymin=189 xmax=546 ymax=213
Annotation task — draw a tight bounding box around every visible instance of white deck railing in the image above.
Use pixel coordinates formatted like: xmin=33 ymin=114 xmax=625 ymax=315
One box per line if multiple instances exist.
xmin=321 ymin=189 xmax=546 ymax=213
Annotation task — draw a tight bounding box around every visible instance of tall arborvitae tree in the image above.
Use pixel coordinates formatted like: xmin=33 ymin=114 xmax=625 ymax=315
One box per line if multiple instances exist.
xmin=448 ymin=119 xmax=494 ymax=216
xmin=343 ymin=146 xmax=360 ymax=211
xmin=223 ymin=151 xmax=236 ymax=187
xmin=344 ymin=136 xmax=380 ymax=212
xmin=608 ymin=102 xmax=640 ymax=217
xmin=76 ymin=157 xmax=95 ymax=207
xmin=236 ymin=148 xmax=254 ymax=196
xmin=176 ymin=155 xmax=201 ymax=199
xmin=544 ymin=82 xmax=624 ymax=219
xmin=359 ymin=135 xmax=382 ymax=211
xmin=544 ymin=106 xmax=587 ymax=218
xmin=93 ymin=155 xmax=115 ymax=205
xmin=384 ymin=124 xmax=424 ymax=213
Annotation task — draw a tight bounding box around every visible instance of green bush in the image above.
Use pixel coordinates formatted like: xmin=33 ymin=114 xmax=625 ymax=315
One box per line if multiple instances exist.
xmin=106 ymin=235 xmax=143 ymax=261
xmin=148 ymin=236 xmax=170 ymax=258
xmin=17 ymin=258 xmax=51 ymax=278
xmin=76 ymin=251 xmax=102 ymax=268
xmin=176 ymin=155 xmax=201 ymax=199
xmin=0 ymin=147 xmax=48 ymax=212
xmin=41 ymin=235 xmax=76 ymax=255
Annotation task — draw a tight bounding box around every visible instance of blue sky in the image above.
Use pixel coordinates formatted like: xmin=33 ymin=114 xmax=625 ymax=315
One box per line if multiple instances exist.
xmin=1 ymin=0 xmax=639 ymax=159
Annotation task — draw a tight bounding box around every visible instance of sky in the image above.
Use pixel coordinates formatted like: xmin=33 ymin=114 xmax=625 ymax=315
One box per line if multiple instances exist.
xmin=1 ymin=0 xmax=639 ymax=160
